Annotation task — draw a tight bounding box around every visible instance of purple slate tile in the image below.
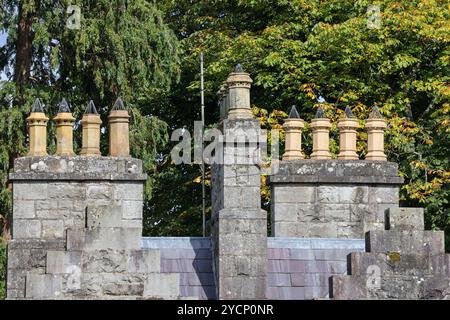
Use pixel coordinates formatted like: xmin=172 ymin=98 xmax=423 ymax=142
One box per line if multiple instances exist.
xmin=275 ymin=287 xmax=305 ymax=300
xmin=304 ymin=286 xmax=329 ymax=300
xmin=267 ymin=273 xmax=291 ymax=287
xmin=290 ymin=273 xmax=305 ymax=287
xmin=180 ymin=285 xmax=216 ymax=300
xmin=327 ymin=261 xmax=347 ymax=274
xmin=304 ymin=274 xmax=331 ymax=287
xmin=266 ymin=287 xmax=279 ymax=299
xmin=267 ymin=248 xmax=290 ymax=259
xmin=289 ymin=249 xmax=315 ymax=260
xmin=161 ymin=259 xmax=213 ymax=273
xmin=313 ymin=249 xmax=352 ymax=261
xmin=180 ymin=272 xmax=215 ymax=286
xmin=305 ymin=261 xmax=346 ymax=274
xmin=161 ymin=248 xmax=212 ymax=260
xmin=268 ymin=260 xmax=305 ymax=273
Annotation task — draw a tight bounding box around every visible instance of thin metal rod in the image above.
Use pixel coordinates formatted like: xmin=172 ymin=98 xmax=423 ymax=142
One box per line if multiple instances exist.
xmin=200 ymin=52 xmax=206 ymax=238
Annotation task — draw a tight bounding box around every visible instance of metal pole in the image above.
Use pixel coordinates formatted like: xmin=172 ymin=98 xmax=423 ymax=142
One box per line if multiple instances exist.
xmin=200 ymin=52 xmax=206 ymax=237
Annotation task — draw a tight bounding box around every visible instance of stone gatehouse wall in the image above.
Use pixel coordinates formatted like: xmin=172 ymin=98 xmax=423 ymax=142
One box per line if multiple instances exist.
xmin=270 ymin=160 xmax=403 ymax=238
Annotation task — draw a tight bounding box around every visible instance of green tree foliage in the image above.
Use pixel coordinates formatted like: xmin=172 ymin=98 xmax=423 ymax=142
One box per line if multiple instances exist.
xmin=0 ymin=0 xmax=180 ymax=240
xmin=0 ymin=242 xmax=5 ymax=299
xmin=155 ymin=0 xmax=449 ymax=243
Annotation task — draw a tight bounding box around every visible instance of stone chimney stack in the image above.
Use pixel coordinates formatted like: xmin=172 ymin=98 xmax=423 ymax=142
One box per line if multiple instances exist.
xmin=310 ymin=106 xmax=331 ymax=159
xmin=80 ymin=100 xmax=102 ymax=156
xmin=226 ymin=64 xmax=253 ymax=119
xmin=211 ymin=65 xmax=267 ymax=299
xmin=365 ymin=107 xmax=387 ymax=161
xmin=283 ymin=105 xmax=305 ymax=160
xmin=26 ymin=98 xmax=49 ymax=156
xmin=108 ymin=97 xmax=130 ymax=157
xmin=337 ymin=106 xmax=359 ymax=160
xmin=54 ymin=98 xmax=75 ymax=156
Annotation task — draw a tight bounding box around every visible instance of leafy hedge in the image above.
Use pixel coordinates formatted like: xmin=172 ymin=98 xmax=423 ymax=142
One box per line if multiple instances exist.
xmin=0 ymin=243 xmax=6 ymax=299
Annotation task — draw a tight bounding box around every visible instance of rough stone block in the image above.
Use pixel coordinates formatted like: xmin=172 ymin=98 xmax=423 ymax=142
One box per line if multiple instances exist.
xmin=128 ymin=250 xmax=160 ymax=273
xmin=25 ymin=273 xmax=62 ymax=298
xmin=122 ymin=200 xmax=143 ymax=220
xmin=339 ymin=186 xmax=369 ymax=204
xmin=272 ymin=203 xmax=297 ymax=222
xmin=223 ymin=186 xmax=260 ymax=208
xmin=273 ymin=186 xmax=315 ymax=203
xmin=87 ymin=184 xmax=113 ymax=199
xmin=296 ymin=222 xmax=338 ymax=238
xmin=316 ymin=186 xmax=339 ymax=203
xmin=86 ymin=203 xmax=122 ymax=228
xmin=386 ymin=207 xmax=424 ymax=231
xmin=180 ymin=285 xmax=216 ymax=300
xmin=42 ymin=220 xmax=64 ymax=239
xmin=366 ymin=230 xmax=445 ymax=255
xmin=13 ymin=183 xmax=48 ymax=200
xmin=144 ymin=273 xmax=180 ymax=297
xmin=100 ymin=274 xmax=145 ymax=296
xmin=220 ymin=255 xmax=266 ymax=277
xmin=67 ymin=228 xmax=141 ymax=251
xmin=322 ymin=204 xmax=350 ymax=222
xmin=46 ymin=251 xmax=82 ymax=274
xmin=35 ymin=200 xmax=58 ymax=210
xmin=6 ymin=269 xmax=26 ymax=290
xmin=368 ymin=186 xmax=399 ymax=204
xmin=114 ymin=183 xmax=143 ymax=200
xmin=13 ymin=200 xmax=35 ymax=219
xmin=48 ymin=183 xmax=85 ymax=199
xmin=219 ymin=275 xmax=266 ymax=299
xmin=337 ymin=222 xmax=361 ymax=238
xmin=13 ymin=220 xmax=41 ymax=239
xmin=82 ymin=250 xmax=128 ymax=273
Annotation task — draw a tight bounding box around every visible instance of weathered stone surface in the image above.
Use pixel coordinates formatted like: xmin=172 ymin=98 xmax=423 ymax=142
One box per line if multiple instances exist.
xmin=86 ymin=203 xmax=122 ymax=228
xmin=128 ymin=250 xmax=160 ymax=273
xmin=270 ymin=161 xmax=402 ymax=238
xmin=41 ymin=220 xmax=64 ymax=238
xmin=46 ymin=251 xmax=82 ymax=274
xmin=25 ymin=273 xmax=62 ymax=298
xmin=82 ymin=250 xmax=128 ymax=273
xmin=13 ymin=220 xmax=41 ymax=239
xmin=366 ymin=230 xmax=445 ymax=255
xmin=144 ymin=273 xmax=180 ymax=297
xmin=13 ymin=183 xmax=48 ymax=200
xmin=386 ymin=207 xmax=424 ymax=231
xmin=87 ymin=185 xmax=113 ymax=199
xmin=13 ymin=200 xmax=35 ymax=219
xmin=67 ymin=227 xmax=141 ymax=250
xmin=122 ymin=200 xmax=143 ymax=220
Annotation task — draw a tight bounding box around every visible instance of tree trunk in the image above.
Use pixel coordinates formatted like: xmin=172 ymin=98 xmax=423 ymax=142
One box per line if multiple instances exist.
xmin=14 ymin=1 xmax=34 ymax=86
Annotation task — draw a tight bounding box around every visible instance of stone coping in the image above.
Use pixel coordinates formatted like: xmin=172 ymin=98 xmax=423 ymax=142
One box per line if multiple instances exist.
xmin=141 ymin=237 xmax=212 ymax=249
xmin=140 ymin=236 xmax=365 ymax=250
xmin=10 ymin=156 xmax=147 ymax=181
xmin=268 ymin=237 xmax=365 ymax=250
xmin=269 ymin=160 xmax=403 ymax=185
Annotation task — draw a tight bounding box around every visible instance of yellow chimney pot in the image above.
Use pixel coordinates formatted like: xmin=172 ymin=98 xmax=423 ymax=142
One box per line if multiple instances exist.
xmin=108 ymin=98 xmax=130 ymax=157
